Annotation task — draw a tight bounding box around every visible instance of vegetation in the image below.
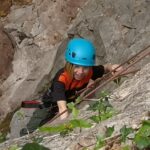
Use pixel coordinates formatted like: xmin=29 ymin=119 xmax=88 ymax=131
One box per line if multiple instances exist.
xmin=39 ymin=91 xmax=114 ymax=136
xmin=127 ymin=120 xmax=150 ymax=149
xmin=94 ymin=126 xmax=114 ymax=150
xmin=88 ymin=91 xmax=116 ymax=123
xmin=2 ymin=91 xmax=149 ymax=150
xmin=40 ymin=100 xmax=92 ymax=136
xmin=21 ymin=143 xmax=49 ymax=150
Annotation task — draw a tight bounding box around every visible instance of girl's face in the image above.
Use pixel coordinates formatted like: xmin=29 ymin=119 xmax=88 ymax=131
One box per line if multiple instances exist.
xmin=73 ymin=65 xmax=91 ymax=80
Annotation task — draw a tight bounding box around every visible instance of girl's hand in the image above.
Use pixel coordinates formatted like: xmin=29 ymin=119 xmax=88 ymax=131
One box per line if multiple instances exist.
xmin=104 ymin=63 xmax=123 ymax=75
xmin=111 ymin=64 xmax=123 ymax=75
xmin=87 ymin=79 xmax=95 ymax=88
xmin=59 ymin=110 xmax=68 ymax=120
xmin=57 ymin=100 xmax=69 ymax=120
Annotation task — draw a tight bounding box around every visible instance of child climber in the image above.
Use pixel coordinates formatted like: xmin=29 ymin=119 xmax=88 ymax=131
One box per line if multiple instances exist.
xmin=12 ymin=38 xmax=122 ymax=137
xmin=42 ymin=38 xmax=122 ymax=120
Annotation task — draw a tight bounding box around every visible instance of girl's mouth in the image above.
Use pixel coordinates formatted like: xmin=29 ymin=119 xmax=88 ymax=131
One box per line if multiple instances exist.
xmin=74 ymin=74 xmax=84 ymax=80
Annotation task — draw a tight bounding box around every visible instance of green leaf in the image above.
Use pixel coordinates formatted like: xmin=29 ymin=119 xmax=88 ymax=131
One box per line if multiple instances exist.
xmin=22 ymin=143 xmax=49 ymax=150
xmin=94 ymin=135 xmax=105 ymax=150
xmin=100 ymin=110 xmax=115 ymax=121
xmin=134 ymin=134 xmax=150 ymax=149
xmin=122 ymin=145 xmax=131 ymax=150
xmin=99 ymin=91 xmax=109 ymax=98
xmin=39 ymin=124 xmax=66 ymax=133
xmin=32 ymin=137 xmax=43 ymax=143
xmin=72 ymin=107 xmax=79 ymax=119
xmin=98 ymin=102 xmax=106 ymax=113
xmin=0 ymin=132 xmax=6 ymax=143
xmin=88 ymin=101 xmax=98 ymax=111
xmin=16 ymin=111 xmax=25 ymax=119
xmin=70 ymin=119 xmax=92 ymax=128
xmin=9 ymin=145 xmax=19 ymax=150
xmin=89 ymin=115 xmax=101 ymax=123
xmin=113 ymin=77 xmax=121 ymax=85
xmin=87 ymin=92 xmax=111 ymax=113
xmin=67 ymin=102 xmax=79 ymax=118
xmin=67 ymin=102 xmax=75 ymax=110
xmin=75 ymin=96 xmax=82 ymax=104
xmin=105 ymin=126 xmax=114 ymax=137
xmin=60 ymin=123 xmax=74 ymax=136
xmin=137 ymin=120 xmax=150 ymax=137
xmin=82 ymin=148 xmax=89 ymax=150
xmin=120 ymin=125 xmax=134 ymax=142
xmin=133 ymin=120 xmax=150 ymax=149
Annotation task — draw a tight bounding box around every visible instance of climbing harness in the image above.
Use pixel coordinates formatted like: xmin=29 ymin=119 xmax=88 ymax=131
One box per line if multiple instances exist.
xmin=21 ymin=100 xmax=45 ymax=109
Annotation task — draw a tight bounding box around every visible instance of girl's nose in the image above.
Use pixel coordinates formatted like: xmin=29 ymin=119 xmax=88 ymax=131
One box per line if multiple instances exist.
xmin=78 ymin=67 xmax=84 ymax=74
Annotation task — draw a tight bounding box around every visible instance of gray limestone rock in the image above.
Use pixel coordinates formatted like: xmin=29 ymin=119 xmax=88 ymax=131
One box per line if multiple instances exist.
xmin=0 ymin=0 xmax=150 ymax=149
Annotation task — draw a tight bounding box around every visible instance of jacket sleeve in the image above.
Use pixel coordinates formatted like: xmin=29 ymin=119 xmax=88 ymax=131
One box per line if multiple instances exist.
xmin=91 ymin=65 xmax=105 ymax=80
xmin=51 ymin=81 xmax=66 ymax=102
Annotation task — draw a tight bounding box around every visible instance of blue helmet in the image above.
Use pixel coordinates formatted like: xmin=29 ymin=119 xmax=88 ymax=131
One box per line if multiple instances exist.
xmin=65 ymin=38 xmax=96 ymax=66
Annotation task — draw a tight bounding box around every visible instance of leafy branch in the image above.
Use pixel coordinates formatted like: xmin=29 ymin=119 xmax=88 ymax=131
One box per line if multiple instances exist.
xmin=40 ymin=100 xmax=92 ymax=136
xmin=117 ymin=120 xmax=150 ymax=150
xmin=94 ymin=126 xmax=114 ymax=150
xmin=134 ymin=120 xmax=150 ymax=149
xmin=39 ymin=91 xmax=116 ymax=137
xmin=88 ymin=91 xmax=116 ymax=123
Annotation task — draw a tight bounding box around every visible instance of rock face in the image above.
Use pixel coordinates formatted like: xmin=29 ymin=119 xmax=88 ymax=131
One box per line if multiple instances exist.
xmin=0 ymin=0 xmax=87 ymax=122
xmin=0 ymin=23 xmax=15 ymax=85
xmin=0 ymin=0 xmax=149 ymax=138
xmin=68 ymin=62 xmax=150 ymax=149
xmin=0 ymin=63 xmax=149 ymax=150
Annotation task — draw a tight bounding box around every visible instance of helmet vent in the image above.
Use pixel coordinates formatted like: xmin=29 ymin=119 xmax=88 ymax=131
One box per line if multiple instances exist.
xmin=72 ymin=52 xmax=76 ymax=58
xmin=93 ymin=55 xmax=95 ymax=60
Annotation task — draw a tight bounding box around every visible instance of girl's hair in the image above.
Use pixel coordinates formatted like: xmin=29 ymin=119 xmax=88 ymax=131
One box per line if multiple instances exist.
xmin=64 ymin=62 xmax=74 ymax=79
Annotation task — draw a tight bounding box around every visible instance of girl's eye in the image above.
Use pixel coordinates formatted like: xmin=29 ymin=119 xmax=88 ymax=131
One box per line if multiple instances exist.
xmin=74 ymin=65 xmax=80 ymax=68
xmin=83 ymin=67 xmax=90 ymax=71
xmin=83 ymin=66 xmax=90 ymax=69
xmin=74 ymin=65 xmax=90 ymax=70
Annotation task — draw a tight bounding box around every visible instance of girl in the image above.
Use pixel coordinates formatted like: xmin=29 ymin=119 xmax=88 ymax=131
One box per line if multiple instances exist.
xmin=14 ymin=38 xmax=122 ymax=137
xmin=42 ymin=38 xmax=122 ymax=120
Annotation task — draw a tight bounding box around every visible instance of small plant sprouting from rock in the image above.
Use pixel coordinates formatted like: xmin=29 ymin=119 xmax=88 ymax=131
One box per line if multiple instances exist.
xmin=134 ymin=120 xmax=150 ymax=149
xmin=0 ymin=132 xmax=6 ymax=143
xmin=94 ymin=120 xmax=150 ymax=150
xmin=113 ymin=77 xmax=122 ymax=86
xmin=39 ymin=101 xmax=92 ymax=136
xmin=94 ymin=126 xmax=114 ymax=150
xmin=39 ymin=91 xmax=116 ymax=136
xmin=117 ymin=120 xmax=150 ymax=150
xmin=40 ymin=119 xmax=91 ymax=137
xmin=120 ymin=125 xmax=134 ymax=143
xmin=88 ymin=91 xmax=116 ymax=123
xmin=21 ymin=142 xmax=49 ymax=150
xmin=8 ymin=144 xmax=19 ymax=150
